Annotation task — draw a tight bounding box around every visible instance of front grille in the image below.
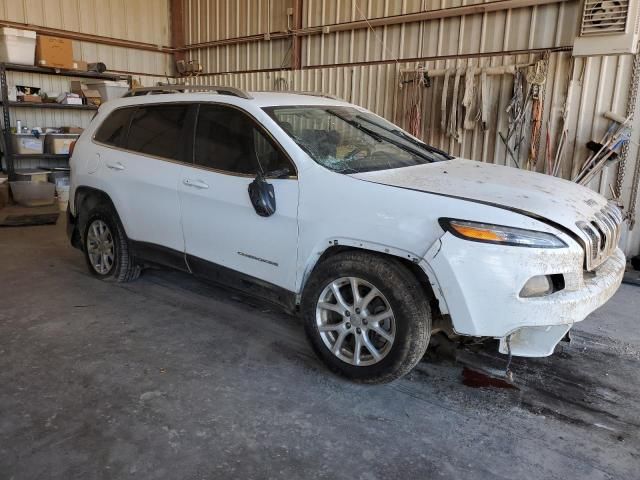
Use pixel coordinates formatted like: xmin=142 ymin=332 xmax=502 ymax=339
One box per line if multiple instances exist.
xmin=577 ymin=202 xmax=623 ymax=271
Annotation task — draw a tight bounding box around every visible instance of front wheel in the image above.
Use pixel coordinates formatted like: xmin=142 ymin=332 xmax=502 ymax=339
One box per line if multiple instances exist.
xmin=302 ymin=251 xmax=431 ymax=383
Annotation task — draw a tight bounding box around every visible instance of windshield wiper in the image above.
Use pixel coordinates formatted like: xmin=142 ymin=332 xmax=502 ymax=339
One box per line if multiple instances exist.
xmin=354 ymin=115 xmax=454 ymax=160
xmin=332 ymin=115 xmax=384 ymax=143
xmin=330 ymin=110 xmax=436 ymax=162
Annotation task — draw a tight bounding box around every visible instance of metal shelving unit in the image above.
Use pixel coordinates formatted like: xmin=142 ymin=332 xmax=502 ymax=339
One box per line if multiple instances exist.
xmin=0 ymin=62 xmax=131 ymax=179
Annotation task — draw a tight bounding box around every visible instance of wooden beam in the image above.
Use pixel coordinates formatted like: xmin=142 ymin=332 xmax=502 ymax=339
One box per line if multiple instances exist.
xmin=291 ymin=0 xmax=303 ymax=70
xmin=170 ymin=0 xmax=186 ymax=63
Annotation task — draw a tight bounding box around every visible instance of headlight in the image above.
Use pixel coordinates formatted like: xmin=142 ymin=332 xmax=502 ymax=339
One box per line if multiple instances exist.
xmin=439 ymin=218 xmax=567 ymax=248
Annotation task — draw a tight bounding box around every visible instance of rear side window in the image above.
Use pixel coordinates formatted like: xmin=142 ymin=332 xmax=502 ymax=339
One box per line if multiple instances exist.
xmin=94 ymin=108 xmax=132 ymax=147
xmin=194 ymin=104 xmax=294 ymax=176
xmin=126 ymin=104 xmax=190 ymax=161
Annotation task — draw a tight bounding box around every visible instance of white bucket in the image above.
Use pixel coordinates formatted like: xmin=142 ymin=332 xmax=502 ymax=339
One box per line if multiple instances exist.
xmin=56 ymin=185 xmax=70 ymax=212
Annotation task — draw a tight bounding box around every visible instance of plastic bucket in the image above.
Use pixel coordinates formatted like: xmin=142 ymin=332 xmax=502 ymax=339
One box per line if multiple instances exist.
xmin=56 ymin=184 xmax=70 ymax=211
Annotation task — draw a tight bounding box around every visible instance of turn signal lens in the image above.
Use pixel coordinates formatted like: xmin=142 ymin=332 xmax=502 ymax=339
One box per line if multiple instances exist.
xmin=68 ymin=140 xmax=77 ymax=157
xmin=439 ymin=219 xmax=567 ymax=248
xmin=449 ymin=223 xmax=503 ymax=242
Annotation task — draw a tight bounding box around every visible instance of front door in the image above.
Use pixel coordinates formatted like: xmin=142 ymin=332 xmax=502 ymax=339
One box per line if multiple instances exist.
xmin=179 ymin=103 xmax=299 ymax=293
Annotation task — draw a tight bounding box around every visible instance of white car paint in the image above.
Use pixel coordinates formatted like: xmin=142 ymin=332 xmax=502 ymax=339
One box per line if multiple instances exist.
xmin=69 ymin=91 xmax=625 ymax=358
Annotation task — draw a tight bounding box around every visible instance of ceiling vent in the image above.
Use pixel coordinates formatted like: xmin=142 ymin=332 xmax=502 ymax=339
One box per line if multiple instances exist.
xmin=574 ymin=0 xmax=640 ymax=55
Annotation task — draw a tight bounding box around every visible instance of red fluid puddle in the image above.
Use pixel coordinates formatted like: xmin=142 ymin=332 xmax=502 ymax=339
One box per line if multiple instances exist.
xmin=462 ymin=367 xmax=517 ymax=389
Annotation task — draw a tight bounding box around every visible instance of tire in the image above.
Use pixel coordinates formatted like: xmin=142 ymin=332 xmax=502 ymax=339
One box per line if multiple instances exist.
xmin=302 ymin=251 xmax=431 ymax=384
xmin=82 ymin=204 xmax=140 ymax=283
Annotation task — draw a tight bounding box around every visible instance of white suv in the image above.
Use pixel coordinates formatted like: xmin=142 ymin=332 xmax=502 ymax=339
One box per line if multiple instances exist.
xmin=67 ymin=86 xmax=625 ymax=383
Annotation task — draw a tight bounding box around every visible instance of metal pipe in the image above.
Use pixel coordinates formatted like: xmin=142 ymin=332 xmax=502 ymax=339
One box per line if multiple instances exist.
xmin=177 ymin=0 xmax=569 ymax=52
xmin=0 ymin=19 xmax=173 ymax=53
xmin=294 ymin=0 xmax=569 ymax=36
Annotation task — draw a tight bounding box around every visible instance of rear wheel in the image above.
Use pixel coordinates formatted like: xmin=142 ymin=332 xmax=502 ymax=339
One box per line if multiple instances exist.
xmin=83 ymin=205 xmax=140 ymax=282
xmin=302 ymin=251 xmax=431 ymax=383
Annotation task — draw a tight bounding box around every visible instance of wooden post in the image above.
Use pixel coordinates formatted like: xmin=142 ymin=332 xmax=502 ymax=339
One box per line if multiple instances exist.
xmin=170 ymin=0 xmax=186 ymax=64
xmin=291 ymin=0 xmax=303 ymax=70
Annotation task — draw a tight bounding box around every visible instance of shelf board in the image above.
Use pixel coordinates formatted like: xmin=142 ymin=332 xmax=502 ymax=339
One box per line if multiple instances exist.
xmin=12 ymin=153 xmax=69 ymax=160
xmin=6 ymin=101 xmax=98 ymax=110
xmin=2 ymin=62 xmax=125 ymax=81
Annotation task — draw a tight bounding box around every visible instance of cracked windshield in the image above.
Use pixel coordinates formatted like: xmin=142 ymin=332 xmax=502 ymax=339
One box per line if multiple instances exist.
xmin=264 ymin=106 xmax=450 ymax=173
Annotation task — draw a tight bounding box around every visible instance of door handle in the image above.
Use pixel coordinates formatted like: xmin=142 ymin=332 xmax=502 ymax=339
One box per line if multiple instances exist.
xmin=183 ymin=178 xmax=209 ymax=189
xmin=106 ymin=161 xmax=125 ymax=171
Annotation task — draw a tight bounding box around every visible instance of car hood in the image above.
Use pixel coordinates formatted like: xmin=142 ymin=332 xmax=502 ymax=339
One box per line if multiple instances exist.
xmin=350 ymin=159 xmax=608 ymax=235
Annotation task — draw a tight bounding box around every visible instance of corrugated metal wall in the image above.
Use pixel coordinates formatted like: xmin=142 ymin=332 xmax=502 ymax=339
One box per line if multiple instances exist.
xmin=184 ymin=0 xmax=292 ymax=71
xmin=0 ymin=0 xmax=172 ymax=170
xmin=183 ymin=0 xmax=640 ymax=255
xmin=0 ymin=0 xmax=172 ymax=75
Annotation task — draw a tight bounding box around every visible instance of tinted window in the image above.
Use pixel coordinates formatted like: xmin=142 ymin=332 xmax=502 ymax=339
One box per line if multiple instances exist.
xmin=126 ymin=104 xmax=190 ymax=161
xmin=194 ymin=104 xmax=293 ymax=176
xmin=94 ymin=107 xmax=132 ymax=146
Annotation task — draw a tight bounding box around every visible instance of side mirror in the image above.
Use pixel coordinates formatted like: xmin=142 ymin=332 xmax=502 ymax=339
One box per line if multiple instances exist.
xmin=248 ymin=174 xmax=276 ymax=217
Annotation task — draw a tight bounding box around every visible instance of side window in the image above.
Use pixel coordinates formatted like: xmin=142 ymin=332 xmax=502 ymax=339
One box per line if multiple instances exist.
xmin=194 ymin=104 xmax=294 ymax=175
xmin=94 ymin=107 xmax=133 ymax=147
xmin=126 ymin=104 xmax=190 ymax=161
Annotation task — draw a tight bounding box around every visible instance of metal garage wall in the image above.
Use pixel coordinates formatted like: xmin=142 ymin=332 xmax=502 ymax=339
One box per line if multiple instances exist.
xmin=0 ymin=0 xmax=171 ymax=169
xmin=0 ymin=0 xmax=172 ymax=76
xmin=183 ymin=0 xmax=293 ymax=71
xmin=187 ymin=0 xmax=640 ymax=255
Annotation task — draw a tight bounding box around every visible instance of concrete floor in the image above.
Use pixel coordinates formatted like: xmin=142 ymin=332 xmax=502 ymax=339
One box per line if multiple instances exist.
xmin=1 ymin=221 xmax=639 ymax=480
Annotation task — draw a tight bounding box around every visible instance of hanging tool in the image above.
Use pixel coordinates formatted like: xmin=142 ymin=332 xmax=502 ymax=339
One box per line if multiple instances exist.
xmin=500 ymin=68 xmax=529 ymax=168
xmin=479 ymin=68 xmax=489 ymax=131
xmin=448 ymin=69 xmax=462 ymax=142
xmin=462 ymin=66 xmax=478 ymax=130
xmin=441 ymin=69 xmax=451 ymax=134
xmin=574 ymin=112 xmax=632 ymax=185
xmin=526 ymin=56 xmax=548 ymax=170
xmin=406 ymin=68 xmax=423 ymax=137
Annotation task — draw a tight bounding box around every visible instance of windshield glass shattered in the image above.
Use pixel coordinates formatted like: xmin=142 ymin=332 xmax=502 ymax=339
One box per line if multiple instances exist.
xmin=263 ymin=106 xmax=452 ymax=173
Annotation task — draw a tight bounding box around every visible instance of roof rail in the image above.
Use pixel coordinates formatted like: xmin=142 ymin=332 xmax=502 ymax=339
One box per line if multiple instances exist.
xmin=294 ymin=91 xmax=343 ymax=101
xmin=123 ymin=84 xmax=253 ymax=99
xmin=256 ymin=90 xmax=343 ymax=101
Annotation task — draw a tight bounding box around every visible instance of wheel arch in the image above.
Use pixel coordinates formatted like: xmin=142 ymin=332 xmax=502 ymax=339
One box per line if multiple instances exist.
xmin=298 ymin=242 xmax=443 ymax=319
xmin=74 ymin=186 xmax=127 ymax=248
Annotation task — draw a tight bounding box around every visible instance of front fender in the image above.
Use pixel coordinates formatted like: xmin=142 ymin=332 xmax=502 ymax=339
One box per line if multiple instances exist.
xmin=296 ymin=236 xmax=424 ymax=296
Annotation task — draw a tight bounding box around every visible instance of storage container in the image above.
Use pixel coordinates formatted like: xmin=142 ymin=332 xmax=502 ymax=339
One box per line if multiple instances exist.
xmin=45 ymin=134 xmax=79 ymax=154
xmin=11 ymin=133 xmax=44 ymax=154
xmin=14 ymin=169 xmax=49 ymax=183
xmin=0 ymin=28 xmax=36 ymax=66
xmin=83 ymin=80 xmax=129 ymax=102
xmin=47 ymin=168 xmax=70 ymax=185
xmin=56 ymin=184 xmax=70 ymax=211
xmin=9 ymin=181 xmax=55 ymax=207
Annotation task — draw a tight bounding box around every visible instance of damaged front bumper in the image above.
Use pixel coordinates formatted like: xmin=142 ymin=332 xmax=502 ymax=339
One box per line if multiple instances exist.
xmin=423 ymin=233 xmax=625 ymax=357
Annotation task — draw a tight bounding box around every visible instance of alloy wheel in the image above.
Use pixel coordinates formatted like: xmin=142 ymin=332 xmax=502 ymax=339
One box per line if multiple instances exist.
xmin=86 ymin=219 xmax=115 ymax=275
xmin=315 ymin=276 xmax=396 ymax=366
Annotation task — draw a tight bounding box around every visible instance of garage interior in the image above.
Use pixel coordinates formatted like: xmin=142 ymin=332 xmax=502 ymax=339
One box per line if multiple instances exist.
xmin=1 ymin=0 xmax=640 ymax=478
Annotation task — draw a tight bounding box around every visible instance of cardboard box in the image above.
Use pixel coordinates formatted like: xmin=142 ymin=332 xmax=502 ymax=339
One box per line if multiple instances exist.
xmin=36 ymin=35 xmax=73 ymax=69
xmin=82 ymin=89 xmax=101 ymax=106
xmin=19 ymin=94 xmax=41 ymax=103
xmin=71 ymin=59 xmax=88 ymax=71
xmin=60 ymin=126 xmax=84 ymax=134
xmin=45 ymin=134 xmax=79 ymax=154
xmin=56 ymin=92 xmax=81 ymax=104
xmin=70 ymin=80 xmax=83 ymax=95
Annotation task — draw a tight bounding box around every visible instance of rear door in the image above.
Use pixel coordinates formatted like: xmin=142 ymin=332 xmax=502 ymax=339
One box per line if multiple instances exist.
xmin=178 ymin=103 xmax=299 ymax=292
xmin=95 ymin=103 xmax=194 ymax=254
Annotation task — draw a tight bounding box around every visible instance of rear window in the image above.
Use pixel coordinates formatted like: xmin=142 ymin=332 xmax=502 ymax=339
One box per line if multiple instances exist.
xmin=126 ymin=105 xmax=190 ymax=161
xmin=94 ymin=108 xmax=133 ymax=147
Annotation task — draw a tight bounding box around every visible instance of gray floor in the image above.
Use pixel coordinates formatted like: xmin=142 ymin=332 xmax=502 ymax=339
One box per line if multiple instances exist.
xmin=1 ymin=221 xmax=639 ymax=480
